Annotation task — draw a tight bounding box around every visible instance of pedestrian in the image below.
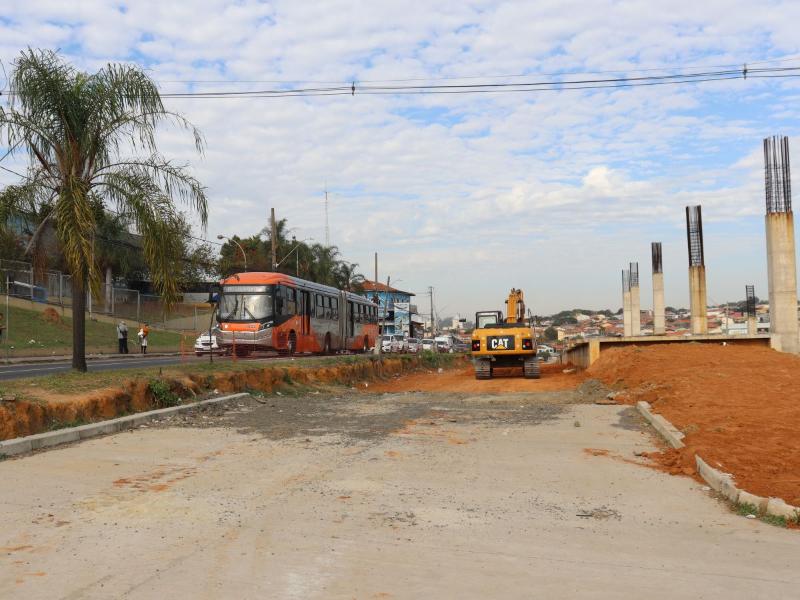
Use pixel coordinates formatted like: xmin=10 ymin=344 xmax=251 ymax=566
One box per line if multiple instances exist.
xmin=117 ymin=320 xmax=128 ymax=354
xmin=138 ymin=324 xmax=148 ymax=354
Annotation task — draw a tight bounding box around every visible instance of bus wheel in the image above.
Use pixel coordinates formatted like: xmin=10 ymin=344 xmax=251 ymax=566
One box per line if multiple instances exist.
xmin=323 ymin=334 xmax=332 ymax=355
xmin=287 ymin=332 xmax=297 ymax=355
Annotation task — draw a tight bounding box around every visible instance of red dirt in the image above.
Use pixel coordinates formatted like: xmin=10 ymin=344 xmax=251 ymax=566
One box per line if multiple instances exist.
xmin=365 ymin=363 xmax=583 ymax=393
xmin=588 ymin=343 xmax=800 ymax=505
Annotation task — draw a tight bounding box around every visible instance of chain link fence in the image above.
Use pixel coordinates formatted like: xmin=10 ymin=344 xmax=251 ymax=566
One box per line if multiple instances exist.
xmin=1 ymin=259 xmax=213 ymax=333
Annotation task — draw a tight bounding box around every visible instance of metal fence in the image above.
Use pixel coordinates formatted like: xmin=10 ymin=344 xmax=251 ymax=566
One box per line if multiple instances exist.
xmin=1 ymin=259 xmax=213 ymax=332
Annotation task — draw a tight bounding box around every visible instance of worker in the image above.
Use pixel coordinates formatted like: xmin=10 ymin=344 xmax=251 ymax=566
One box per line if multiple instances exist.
xmin=117 ymin=320 xmax=128 ymax=354
xmin=137 ymin=323 xmax=149 ymax=354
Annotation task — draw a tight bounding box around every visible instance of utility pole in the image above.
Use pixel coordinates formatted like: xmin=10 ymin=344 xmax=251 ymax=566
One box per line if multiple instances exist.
xmin=270 ymin=207 xmax=277 ymax=271
xmin=429 ymin=286 xmax=435 ymax=336
xmin=374 ymin=252 xmax=378 ymax=287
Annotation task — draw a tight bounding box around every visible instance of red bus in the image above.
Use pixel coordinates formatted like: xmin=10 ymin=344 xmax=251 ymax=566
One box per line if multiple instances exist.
xmin=214 ymin=272 xmax=378 ymax=354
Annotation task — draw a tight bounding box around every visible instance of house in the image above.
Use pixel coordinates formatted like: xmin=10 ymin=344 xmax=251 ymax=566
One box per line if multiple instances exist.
xmin=358 ymin=280 xmax=424 ymax=337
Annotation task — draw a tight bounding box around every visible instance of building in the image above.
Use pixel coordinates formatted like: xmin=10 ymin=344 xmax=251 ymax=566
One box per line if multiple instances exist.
xmin=358 ymin=280 xmax=425 ymax=338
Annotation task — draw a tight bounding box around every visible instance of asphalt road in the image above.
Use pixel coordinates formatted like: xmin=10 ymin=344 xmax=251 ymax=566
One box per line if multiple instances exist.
xmin=0 ymin=353 xmax=277 ymax=381
xmin=1 ymin=388 xmax=796 ymax=599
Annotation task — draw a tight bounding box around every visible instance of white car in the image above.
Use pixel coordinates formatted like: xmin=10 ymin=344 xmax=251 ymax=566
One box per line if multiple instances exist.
xmin=406 ymin=338 xmax=420 ymax=353
xmin=421 ymin=339 xmax=437 ymax=352
xmin=380 ymin=334 xmax=403 ymax=353
xmin=194 ymin=333 xmax=221 ymax=355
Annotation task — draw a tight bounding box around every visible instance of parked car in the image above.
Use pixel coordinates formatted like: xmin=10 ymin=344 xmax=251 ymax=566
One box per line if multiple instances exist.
xmin=407 ymin=338 xmax=420 ymax=353
xmin=421 ymin=339 xmax=437 ymax=352
xmin=435 ymin=334 xmax=456 ymax=353
xmin=453 ymin=340 xmax=470 ymax=353
xmin=194 ymin=333 xmax=221 ymax=356
xmin=381 ymin=334 xmax=405 ymax=353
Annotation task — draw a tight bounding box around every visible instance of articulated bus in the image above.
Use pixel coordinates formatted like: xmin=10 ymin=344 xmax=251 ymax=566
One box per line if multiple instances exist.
xmin=213 ymin=272 xmax=378 ymax=355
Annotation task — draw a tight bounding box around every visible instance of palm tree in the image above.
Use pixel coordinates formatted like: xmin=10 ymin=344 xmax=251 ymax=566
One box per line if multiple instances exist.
xmin=0 ymin=49 xmax=207 ymax=371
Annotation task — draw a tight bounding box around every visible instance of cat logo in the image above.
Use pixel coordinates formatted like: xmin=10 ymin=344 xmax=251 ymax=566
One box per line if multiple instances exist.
xmin=490 ymin=337 xmax=511 ymax=350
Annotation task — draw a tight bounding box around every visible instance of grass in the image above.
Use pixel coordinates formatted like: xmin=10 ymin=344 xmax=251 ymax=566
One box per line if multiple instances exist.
xmin=735 ymin=502 xmax=795 ymax=528
xmin=1 ymin=303 xmax=184 ymax=357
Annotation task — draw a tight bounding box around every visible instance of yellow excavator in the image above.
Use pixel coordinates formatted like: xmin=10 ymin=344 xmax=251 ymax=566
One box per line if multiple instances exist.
xmin=471 ymin=288 xmax=539 ymax=380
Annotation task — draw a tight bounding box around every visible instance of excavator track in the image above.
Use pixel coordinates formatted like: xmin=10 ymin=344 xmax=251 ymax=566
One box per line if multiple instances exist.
xmin=474 ymin=359 xmax=493 ymax=380
xmin=523 ymin=356 xmax=540 ymax=379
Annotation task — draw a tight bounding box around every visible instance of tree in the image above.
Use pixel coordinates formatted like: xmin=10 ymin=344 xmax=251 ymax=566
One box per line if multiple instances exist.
xmin=0 ymin=49 xmax=207 ymax=371
xmin=544 ymin=326 xmax=558 ymax=341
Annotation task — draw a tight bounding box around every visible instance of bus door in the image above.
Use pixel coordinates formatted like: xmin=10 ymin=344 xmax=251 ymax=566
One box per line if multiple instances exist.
xmin=301 ymin=290 xmax=311 ymax=335
xmin=348 ymin=301 xmax=355 ymax=338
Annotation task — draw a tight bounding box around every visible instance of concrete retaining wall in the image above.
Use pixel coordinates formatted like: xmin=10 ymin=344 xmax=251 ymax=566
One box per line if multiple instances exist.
xmin=563 ymin=334 xmax=772 ymax=369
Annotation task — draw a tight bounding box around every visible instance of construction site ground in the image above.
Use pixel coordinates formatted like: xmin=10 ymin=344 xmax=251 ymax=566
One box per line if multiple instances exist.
xmin=587 ymin=343 xmax=800 ymax=507
xmin=1 ymin=356 xmax=797 ymax=599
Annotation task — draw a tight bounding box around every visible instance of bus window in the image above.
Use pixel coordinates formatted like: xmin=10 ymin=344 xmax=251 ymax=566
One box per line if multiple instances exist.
xmin=285 ymin=287 xmax=297 ymax=315
xmin=316 ymin=294 xmax=325 ymax=319
xmin=325 ymin=296 xmax=333 ymax=319
xmin=331 ymin=297 xmax=339 ymax=319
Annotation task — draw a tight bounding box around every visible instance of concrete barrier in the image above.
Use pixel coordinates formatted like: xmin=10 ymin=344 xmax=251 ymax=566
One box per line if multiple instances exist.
xmin=635 ymin=401 xmax=685 ymax=449
xmin=0 ymin=392 xmax=250 ymax=458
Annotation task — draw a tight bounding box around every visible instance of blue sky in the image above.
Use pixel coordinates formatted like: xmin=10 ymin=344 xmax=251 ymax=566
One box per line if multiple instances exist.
xmin=1 ymin=0 xmax=799 ymax=315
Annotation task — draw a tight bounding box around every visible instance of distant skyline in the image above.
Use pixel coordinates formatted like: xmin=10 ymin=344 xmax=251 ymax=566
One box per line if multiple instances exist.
xmin=1 ymin=1 xmax=799 ymax=315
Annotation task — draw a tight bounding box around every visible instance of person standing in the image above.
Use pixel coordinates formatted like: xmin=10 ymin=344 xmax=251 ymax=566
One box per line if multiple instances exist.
xmin=117 ymin=321 xmax=128 ymax=354
xmin=138 ymin=324 xmax=148 ymax=354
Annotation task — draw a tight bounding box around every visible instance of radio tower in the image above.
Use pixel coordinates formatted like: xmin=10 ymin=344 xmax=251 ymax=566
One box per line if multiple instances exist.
xmin=324 ymin=188 xmax=330 ymax=247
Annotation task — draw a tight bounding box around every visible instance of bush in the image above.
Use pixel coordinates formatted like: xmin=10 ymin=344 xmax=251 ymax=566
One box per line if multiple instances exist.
xmin=148 ymin=379 xmax=180 ymax=408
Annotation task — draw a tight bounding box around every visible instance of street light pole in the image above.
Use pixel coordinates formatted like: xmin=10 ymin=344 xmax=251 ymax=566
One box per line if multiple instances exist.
xmin=217 ymin=235 xmax=247 ymax=271
xmin=276 ymin=238 xmax=313 ymax=270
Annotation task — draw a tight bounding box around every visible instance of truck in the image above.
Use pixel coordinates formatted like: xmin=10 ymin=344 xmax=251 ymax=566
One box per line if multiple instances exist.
xmin=470 ymin=288 xmax=540 ymax=380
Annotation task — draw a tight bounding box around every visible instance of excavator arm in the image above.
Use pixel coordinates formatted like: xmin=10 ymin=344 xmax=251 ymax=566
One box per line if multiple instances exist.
xmin=505 ymin=288 xmax=525 ymax=323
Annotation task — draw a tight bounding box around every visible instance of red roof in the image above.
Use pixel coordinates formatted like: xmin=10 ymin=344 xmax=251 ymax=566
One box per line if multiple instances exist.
xmin=361 ymin=280 xmax=415 ymax=296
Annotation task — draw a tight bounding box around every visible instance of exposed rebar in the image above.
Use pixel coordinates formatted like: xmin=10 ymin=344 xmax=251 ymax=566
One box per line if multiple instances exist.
xmin=764 ymin=135 xmax=792 ymax=214
xmin=622 ymin=269 xmax=630 ymax=293
xmin=651 ymin=242 xmax=663 ymax=274
xmin=746 ymin=285 xmax=756 ymax=318
xmin=685 ymin=205 xmax=705 ymax=267
xmin=629 ymin=262 xmax=639 ymax=287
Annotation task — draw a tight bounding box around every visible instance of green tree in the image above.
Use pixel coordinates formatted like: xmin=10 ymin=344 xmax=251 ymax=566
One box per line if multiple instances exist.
xmin=0 ymin=49 xmax=207 ymax=371
xmin=544 ymin=326 xmax=558 ymax=341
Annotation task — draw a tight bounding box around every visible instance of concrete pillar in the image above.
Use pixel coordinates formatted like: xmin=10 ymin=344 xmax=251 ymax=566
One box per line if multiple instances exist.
xmin=630 ymin=284 xmax=640 ymax=336
xmin=688 ymin=265 xmax=708 ymax=334
xmin=653 ymin=272 xmax=665 ymax=335
xmin=747 ymin=315 xmax=758 ymax=336
xmin=766 ymin=212 xmax=799 ymax=353
xmin=623 ymin=289 xmax=632 ymax=337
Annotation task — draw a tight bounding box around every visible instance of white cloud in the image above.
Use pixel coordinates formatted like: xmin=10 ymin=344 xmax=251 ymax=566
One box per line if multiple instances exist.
xmin=1 ymin=0 xmax=799 ymax=314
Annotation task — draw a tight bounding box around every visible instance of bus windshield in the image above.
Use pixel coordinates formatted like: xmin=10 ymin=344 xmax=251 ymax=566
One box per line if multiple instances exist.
xmin=218 ymin=289 xmax=273 ymax=321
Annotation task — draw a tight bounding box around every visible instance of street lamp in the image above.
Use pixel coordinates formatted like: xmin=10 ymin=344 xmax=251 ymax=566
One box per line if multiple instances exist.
xmin=217 ymin=235 xmax=247 ymax=271
xmin=276 ymin=236 xmax=313 ymax=275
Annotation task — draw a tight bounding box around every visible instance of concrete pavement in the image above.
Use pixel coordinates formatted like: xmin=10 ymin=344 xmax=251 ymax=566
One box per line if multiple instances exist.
xmin=0 ymin=389 xmax=796 ymax=599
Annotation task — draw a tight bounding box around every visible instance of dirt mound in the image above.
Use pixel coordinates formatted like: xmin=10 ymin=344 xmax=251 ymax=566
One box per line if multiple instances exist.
xmin=588 ymin=343 xmax=800 ymax=505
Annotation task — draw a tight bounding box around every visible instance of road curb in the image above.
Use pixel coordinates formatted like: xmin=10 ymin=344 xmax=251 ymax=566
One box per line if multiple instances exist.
xmin=635 ymin=401 xmax=685 ymax=449
xmin=0 ymin=392 xmax=249 ymax=458
xmin=1 ymin=352 xmax=182 ymax=365
xmin=637 ymin=401 xmax=799 ymax=522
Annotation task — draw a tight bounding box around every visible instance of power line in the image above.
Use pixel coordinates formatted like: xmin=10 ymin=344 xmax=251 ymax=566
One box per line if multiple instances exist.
xmin=3 ymin=64 xmax=799 ymax=100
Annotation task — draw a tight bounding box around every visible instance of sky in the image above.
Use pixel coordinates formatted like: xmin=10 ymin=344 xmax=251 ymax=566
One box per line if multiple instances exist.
xmin=1 ymin=0 xmax=799 ymax=317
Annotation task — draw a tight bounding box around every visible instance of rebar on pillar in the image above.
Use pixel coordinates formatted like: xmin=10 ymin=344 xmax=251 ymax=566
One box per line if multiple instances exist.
xmin=764 ymin=135 xmax=799 ymax=353
xmin=629 ymin=262 xmax=641 ymax=336
xmin=622 ymin=269 xmax=632 ymax=337
xmin=651 ymin=242 xmax=665 ymax=335
xmin=686 ymin=205 xmax=708 ymax=334
xmin=746 ymin=285 xmax=758 ymax=335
